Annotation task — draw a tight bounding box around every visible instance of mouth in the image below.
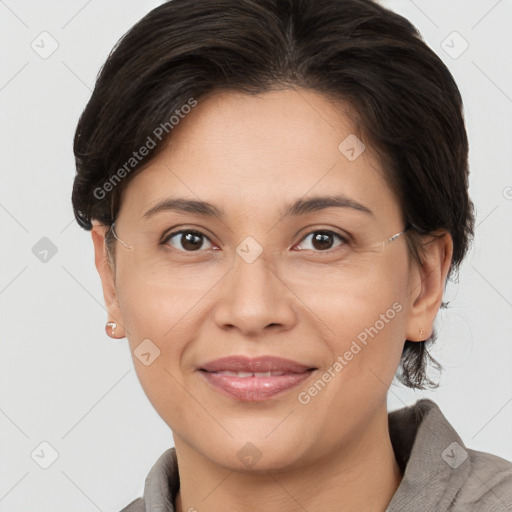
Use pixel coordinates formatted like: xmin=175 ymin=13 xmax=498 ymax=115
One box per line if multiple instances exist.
xmin=198 ymin=356 xmax=317 ymax=401
xmin=203 ymin=370 xmax=298 ymax=377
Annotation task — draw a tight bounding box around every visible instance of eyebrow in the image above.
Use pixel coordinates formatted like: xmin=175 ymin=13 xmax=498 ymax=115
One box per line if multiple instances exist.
xmin=142 ymin=194 xmax=374 ymax=220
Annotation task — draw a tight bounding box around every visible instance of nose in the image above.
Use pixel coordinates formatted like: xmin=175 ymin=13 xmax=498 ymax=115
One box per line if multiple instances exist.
xmin=212 ymin=249 xmax=297 ymax=337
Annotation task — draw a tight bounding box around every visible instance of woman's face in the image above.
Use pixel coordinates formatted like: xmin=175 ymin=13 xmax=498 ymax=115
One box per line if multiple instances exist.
xmin=93 ymin=88 xmax=448 ymax=472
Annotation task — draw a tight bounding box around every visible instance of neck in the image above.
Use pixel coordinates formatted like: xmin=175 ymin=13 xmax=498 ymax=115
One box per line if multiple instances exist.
xmin=174 ymin=403 xmax=402 ymax=512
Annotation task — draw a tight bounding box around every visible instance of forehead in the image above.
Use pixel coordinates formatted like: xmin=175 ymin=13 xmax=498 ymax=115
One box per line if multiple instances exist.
xmin=118 ymin=88 xmax=401 ymax=227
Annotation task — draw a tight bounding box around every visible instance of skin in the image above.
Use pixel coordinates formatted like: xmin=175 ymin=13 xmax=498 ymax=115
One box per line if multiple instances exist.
xmin=92 ymin=88 xmax=453 ymax=512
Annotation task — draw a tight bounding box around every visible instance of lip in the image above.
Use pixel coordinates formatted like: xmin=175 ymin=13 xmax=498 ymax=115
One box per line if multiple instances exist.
xmin=198 ymin=356 xmax=317 ymax=401
xmin=200 ymin=355 xmax=315 ymax=373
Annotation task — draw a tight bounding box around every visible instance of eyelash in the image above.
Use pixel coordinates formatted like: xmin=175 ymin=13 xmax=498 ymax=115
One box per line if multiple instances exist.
xmin=161 ymin=228 xmax=350 ymax=254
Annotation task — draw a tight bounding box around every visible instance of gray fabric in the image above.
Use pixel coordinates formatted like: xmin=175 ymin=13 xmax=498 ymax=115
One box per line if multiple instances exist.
xmin=385 ymin=399 xmax=512 ymax=511
xmin=119 ymin=399 xmax=512 ymax=511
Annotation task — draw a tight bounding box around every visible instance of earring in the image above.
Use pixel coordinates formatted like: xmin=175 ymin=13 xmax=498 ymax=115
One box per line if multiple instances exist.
xmin=106 ymin=321 xmax=118 ymax=338
xmin=419 ymin=327 xmax=425 ymax=339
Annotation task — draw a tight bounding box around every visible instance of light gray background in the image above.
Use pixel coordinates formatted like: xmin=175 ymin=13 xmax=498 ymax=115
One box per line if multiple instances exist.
xmin=1 ymin=0 xmax=511 ymax=510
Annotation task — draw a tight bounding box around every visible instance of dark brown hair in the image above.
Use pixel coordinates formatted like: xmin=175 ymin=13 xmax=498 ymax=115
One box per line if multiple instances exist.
xmin=72 ymin=0 xmax=475 ymax=389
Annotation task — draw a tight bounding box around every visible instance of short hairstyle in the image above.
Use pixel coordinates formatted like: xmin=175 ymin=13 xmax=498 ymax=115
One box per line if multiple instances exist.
xmin=72 ymin=0 xmax=475 ymax=389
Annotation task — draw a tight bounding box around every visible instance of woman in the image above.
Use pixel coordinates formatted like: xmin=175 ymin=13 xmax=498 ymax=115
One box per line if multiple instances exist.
xmin=71 ymin=0 xmax=512 ymax=510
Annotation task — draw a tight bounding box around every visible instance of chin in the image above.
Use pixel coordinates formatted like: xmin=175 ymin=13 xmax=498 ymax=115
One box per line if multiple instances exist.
xmin=203 ymin=435 xmax=310 ymax=474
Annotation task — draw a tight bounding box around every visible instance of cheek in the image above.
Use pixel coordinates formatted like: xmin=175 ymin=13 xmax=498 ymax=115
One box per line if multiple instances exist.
xmin=114 ymin=275 xmax=185 ymax=395
xmin=303 ymin=251 xmax=410 ymax=396
xmin=297 ymin=248 xmax=409 ymax=339
xmin=295 ymin=284 xmax=407 ymax=451
xmin=116 ymin=285 xmax=195 ymax=432
xmin=319 ymin=297 xmax=406 ymax=400
xmin=116 ymin=257 xmax=200 ymax=340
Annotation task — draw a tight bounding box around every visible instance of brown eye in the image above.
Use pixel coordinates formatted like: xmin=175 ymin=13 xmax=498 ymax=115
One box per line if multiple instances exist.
xmin=164 ymin=230 xmax=213 ymax=252
xmin=294 ymin=230 xmax=348 ymax=252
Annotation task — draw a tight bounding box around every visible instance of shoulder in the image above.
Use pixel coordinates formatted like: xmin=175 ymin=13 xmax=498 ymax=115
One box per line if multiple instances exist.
xmin=387 ymin=399 xmax=512 ymax=512
xmin=118 ymin=497 xmax=145 ymax=512
xmin=418 ymin=398 xmax=512 ymax=510
xmin=116 ymin=447 xmax=179 ymax=512
xmin=458 ymin=447 xmax=512 ymax=511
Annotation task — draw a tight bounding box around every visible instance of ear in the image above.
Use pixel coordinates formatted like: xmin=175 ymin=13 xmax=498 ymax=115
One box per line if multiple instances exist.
xmin=405 ymin=231 xmax=453 ymax=341
xmin=91 ymin=221 xmax=127 ymax=338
